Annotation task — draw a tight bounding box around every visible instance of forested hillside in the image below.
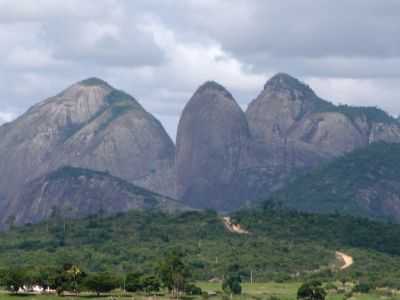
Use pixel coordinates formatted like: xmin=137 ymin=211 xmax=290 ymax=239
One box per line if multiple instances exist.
xmin=265 ymin=142 xmax=400 ymax=222
xmin=0 ymin=209 xmax=399 ymax=288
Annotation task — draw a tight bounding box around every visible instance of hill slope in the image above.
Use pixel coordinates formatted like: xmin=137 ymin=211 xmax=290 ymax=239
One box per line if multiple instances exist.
xmin=0 ymin=209 xmax=400 ymax=287
xmin=1 ymin=167 xmax=186 ymax=227
xmin=265 ymin=142 xmax=400 ymax=221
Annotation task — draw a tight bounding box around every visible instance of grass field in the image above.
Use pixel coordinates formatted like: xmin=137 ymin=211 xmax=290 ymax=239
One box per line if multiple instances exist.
xmin=0 ymin=282 xmax=399 ymax=300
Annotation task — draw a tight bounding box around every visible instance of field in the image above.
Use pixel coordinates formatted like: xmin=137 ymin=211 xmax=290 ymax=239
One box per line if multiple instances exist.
xmin=0 ymin=282 xmax=399 ymax=300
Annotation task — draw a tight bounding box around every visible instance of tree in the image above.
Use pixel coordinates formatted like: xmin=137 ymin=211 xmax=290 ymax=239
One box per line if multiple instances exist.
xmin=297 ymin=281 xmax=326 ymax=300
xmin=3 ymin=268 xmax=26 ymax=293
xmin=84 ymin=272 xmax=118 ymax=296
xmin=53 ymin=264 xmax=86 ymax=296
xmin=142 ymin=275 xmax=160 ymax=295
xmin=353 ymin=282 xmax=372 ymax=294
xmin=222 ymin=274 xmax=242 ymax=298
xmin=185 ymin=283 xmax=202 ymax=295
xmin=125 ymin=272 xmax=143 ymax=292
xmin=158 ymin=251 xmax=190 ymax=298
xmin=66 ymin=264 xmax=85 ymax=295
xmin=33 ymin=268 xmax=56 ymax=293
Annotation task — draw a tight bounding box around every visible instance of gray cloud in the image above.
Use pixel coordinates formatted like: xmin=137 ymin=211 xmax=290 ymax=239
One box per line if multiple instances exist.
xmin=1 ymin=0 xmax=400 ymax=140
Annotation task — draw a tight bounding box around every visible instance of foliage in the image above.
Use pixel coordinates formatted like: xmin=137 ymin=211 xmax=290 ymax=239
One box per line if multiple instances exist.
xmin=52 ymin=264 xmax=86 ymax=295
xmin=265 ymin=142 xmax=400 ymax=222
xmin=2 ymin=268 xmax=26 ymax=293
xmin=185 ymin=283 xmax=203 ymax=295
xmin=158 ymin=251 xmax=191 ymax=297
xmin=222 ymin=274 xmax=242 ymax=295
xmin=297 ymin=280 xmax=326 ymax=300
xmin=141 ymin=275 xmax=161 ymax=295
xmin=84 ymin=272 xmax=118 ymax=296
xmin=0 ymin=208 xmax=400 ymax=287
xmin=353 ymin=281 xmax=373 ymax=293
xmin=125 ymin=272 xmax=143 ymax=292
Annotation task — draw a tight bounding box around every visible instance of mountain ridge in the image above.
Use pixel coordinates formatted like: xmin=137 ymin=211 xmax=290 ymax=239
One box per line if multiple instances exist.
xmin=2 ymin=73 xmax=400 ymax=222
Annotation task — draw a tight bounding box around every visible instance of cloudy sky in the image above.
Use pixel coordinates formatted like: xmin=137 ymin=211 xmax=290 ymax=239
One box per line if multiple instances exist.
xmin=1 ymin=0 xmax=400 ymax=139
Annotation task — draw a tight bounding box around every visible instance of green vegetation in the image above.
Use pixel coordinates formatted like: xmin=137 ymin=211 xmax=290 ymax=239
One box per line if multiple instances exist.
xmin=312 ymin=101 xmax=396 ymax=124
xmin=223 ymin=274 xmax=242 ymax=296
xmin=0 ymin=208 xmax=399 ymax=289
xmin=297 ymin=281 xmax=326 ymax=300
xmin=105 ymin=89 xmax=140 ymax=107
xmin=265 ymin=142 xmax=400 ymax=222
xmin=79 ymin=77 xmax=110 ymax=87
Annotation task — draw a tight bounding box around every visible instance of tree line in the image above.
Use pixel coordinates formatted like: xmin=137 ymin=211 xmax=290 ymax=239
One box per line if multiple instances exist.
xmin=0 ymin=250 xmax=246 ymax=298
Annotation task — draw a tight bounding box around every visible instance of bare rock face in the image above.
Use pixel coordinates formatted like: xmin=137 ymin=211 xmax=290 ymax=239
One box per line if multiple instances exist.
xmin=1 ymin=167 xmax=186 ymax=227
xmin=0 ymin=78 xmax=176 ymax=219
xmin=176 ymin=81 xmax=251 ymax=211
xmin=246 ymin=73 xmax=400 ymax=186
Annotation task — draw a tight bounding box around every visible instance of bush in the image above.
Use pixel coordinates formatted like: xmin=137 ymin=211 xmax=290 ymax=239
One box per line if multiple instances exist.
xmin=125 ymin=272 xmax=143 ymax=292
xmin=324 ymin=282 xmax=337 ymax=291
xmin=185 ymin=283 xmax=202 ymax=295
xmin=297 ymin=280 xmax=326 ymax=300
xmin=353 ymin=282 xmax=372 ymax=293
xmin=222 ymin=274 xmax=242 ymax=295
xmin=84 ymin=272 xmax=118 ymax=296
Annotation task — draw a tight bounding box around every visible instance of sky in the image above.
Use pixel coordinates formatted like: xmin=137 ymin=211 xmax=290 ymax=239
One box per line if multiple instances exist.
xmin=1 ymin=0 xmax=400 ymax=139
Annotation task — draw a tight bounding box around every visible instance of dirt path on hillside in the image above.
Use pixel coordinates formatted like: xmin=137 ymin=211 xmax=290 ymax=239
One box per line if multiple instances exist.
xmin=222 ymin=217 xmax=250 ymax=234
xmin=336 ymin=251 xmax=353 ymax=270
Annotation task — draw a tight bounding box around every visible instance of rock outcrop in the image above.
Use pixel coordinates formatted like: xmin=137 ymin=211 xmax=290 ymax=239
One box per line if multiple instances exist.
xmin=176 ymin=81 xmax=251 ymax=211
xmin=245 ymin=73 xmax=400 ymax=196
xmin=1 ymin=166 xmax=186 ymax=227
xmin=0 ymin=78 xmax=176 ymax=220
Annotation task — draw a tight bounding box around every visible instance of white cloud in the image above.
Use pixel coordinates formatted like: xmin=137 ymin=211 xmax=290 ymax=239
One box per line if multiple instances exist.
xmin=0 ymin=111 xmax=16 ymax=124
xmin=0 ymin=0 xmax=400 ymax=139
xmin=307 ymin=77 xmax=400 ymax=116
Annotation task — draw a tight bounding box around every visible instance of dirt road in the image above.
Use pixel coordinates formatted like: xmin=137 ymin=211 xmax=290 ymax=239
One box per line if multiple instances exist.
xmin=336 ymin=251 xmax=354 ymax=270
xmin=222 ymin=217 xmax=249 ymax=234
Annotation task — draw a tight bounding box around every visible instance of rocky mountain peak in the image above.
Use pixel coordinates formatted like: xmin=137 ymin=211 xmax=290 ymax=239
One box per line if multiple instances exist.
xmin=0 ymin=78 xmax=177 ymax=222
xmin=195 ymin=80 xmax=234 ymax=100
xmin=263 ymin=73 xmax=316 ymax=98
xmin=79 ymin=77 xmax=112 ymax=88
xmin=176 ymin=82 xmax=251 ymax=211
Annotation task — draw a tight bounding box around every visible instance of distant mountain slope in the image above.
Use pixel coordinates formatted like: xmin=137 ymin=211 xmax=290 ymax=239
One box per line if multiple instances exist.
xmin=0 ymin=78 xmax=176 ymax=222
xmin=1 ymin=166 xmax=187 ymax=227
xmin=265 ymin=142 xmax=400 ymax=222
xmin=0 ymin=209 xmax=400 ymax=287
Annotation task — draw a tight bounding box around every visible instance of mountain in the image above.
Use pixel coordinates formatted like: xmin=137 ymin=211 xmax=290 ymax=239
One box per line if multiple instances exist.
xmin=266 ymin=142 xmax=400 ymax=222
xmin=1 ymin=166 xmax=186 ymax=227
xmin=175 ymin=74 xmax=400 ymax=211
xmin=0 ymin=78 xmax=176 ymax=221
xmin=243 ymin=73 xmax=400 ymax=201
xmin=176 ymin=81 xmax=251 ymax=211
